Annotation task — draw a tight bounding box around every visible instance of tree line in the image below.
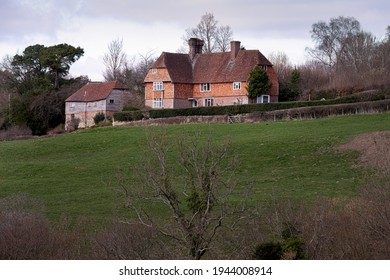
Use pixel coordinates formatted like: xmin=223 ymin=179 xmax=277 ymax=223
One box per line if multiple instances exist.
xmin=272 ymin=16 xmax=390 ymax=101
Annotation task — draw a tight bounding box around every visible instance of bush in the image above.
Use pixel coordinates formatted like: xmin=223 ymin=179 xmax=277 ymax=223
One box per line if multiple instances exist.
xmin=0 ymin=194 xmax=81 ymax=259
xmin=93 ymin=112 xmax=105 ymax=125
xmin=93 ymin=222 xmax=172 ymax=260
xmin=66 ymin=118 xmax=80 ymax=132
xmin=0 ymin=125 xmax=32 ymax=141
xmin=253 ymin=242 xmax=283 ymax=260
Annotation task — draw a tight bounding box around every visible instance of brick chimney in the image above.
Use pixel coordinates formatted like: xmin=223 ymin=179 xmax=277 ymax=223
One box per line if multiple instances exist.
xmin=188 ymin=38 xmax=204 ymax=60
xmin=230 ymin=41 xmax=241 ymax=60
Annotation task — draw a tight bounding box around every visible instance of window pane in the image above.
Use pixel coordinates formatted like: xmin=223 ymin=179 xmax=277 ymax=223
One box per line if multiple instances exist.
xmin=201 ymin=83 xmax=210 ymax=92
xmin=153 ymin=82 xmax=163 ymax=91
xmin=205 ymin=98 xmax=214 ymax=107
xmin=153 ymin=98 xmax=163 ymax=108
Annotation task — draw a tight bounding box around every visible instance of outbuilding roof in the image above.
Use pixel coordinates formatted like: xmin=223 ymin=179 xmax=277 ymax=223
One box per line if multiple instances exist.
xmin=66 ymin=81 xmax=128 ymax=102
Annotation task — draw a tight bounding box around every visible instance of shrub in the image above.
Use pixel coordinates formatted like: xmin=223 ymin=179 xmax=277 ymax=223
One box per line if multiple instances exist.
xmin=253 ymin=242 xmax=283 ymax=260
xmin=0 ymin=125 xmax=32 ymax=141
xmin=0 ymin=194 xmax=81 ymax=259
xmin=93 ymin=112 xmax=105 ymax=125
xmin=66 ymin=118 xmax=80 ymax=132
xmin=93 ymin=222 xmax=172 ymax=260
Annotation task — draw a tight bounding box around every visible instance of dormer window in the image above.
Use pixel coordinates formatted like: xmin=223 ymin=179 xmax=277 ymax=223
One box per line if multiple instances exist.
xmin=151 ymin=68 xmax=157 ymax=74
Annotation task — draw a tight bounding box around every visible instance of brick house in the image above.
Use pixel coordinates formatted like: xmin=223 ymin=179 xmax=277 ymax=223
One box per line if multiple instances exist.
xmin=65 ymin=81 xmax=128 ymax=129
xmin=144 ymin=38 xmax=279 ymax=109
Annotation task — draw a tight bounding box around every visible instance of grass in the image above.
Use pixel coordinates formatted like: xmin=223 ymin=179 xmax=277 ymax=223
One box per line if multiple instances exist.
xmin=0 ymin=113 xmax=389 ymax=227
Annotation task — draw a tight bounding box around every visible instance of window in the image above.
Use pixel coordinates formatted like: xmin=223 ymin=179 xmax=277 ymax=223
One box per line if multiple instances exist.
xmin=260 ymin=65 xmax=268 ymax=71
xmin=192 ymin=99 xmax=198 ymax=107
xmin=151 ymin=68 xmax=157 ymax=74
xmin=153 ymin=98 xmax=163 ymax=108
xmin=205 ymin=98 xmax=214 ymax=107
xmin=109 ymin=99 xmax=114 ymax=104
xmin=233 ymin=82 xmax=241 ymax=90
xmin=257 ymin=95 xmax=270 ymax=104
xmin=200 ymin=83 xmax=211 ymax=92
xmin=153 ymin=82 xmax=164 ymax=91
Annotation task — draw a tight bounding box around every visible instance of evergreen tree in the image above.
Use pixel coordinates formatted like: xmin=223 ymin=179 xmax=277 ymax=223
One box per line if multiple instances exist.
xmin=246 ymin=66 xmax=272 ymax=99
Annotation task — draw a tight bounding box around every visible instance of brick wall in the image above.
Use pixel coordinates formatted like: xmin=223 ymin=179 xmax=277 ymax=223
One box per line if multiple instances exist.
xmin=144 ymin=68 xmax=171 ymax=83
xmin=173 ymin=83 xmax=193 ymax=99
xmin=193 ymin=82 xmax=247 ymax=98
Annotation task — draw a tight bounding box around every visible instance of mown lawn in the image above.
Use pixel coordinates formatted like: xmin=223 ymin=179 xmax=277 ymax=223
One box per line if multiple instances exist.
xmin=0 ymin=113 xmax=389 ymax=226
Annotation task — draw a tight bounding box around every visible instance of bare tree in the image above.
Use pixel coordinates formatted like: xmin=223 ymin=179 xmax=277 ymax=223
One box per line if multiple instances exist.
xmin=306 ymin=16 xmax=385 ymax=89
xmin=215 ymin=25 xmax=234 ymax=52
xmin=183 ymin=13 xmax=233 ymax=53
xmin=121 ymin=128 xmax=236 ymax=259
xmin=121 ymin=51 xmax=155 ymax=108
xmin=268 ymin=51 xmax=293 ymax=84
xmin=103 ymin=38 xmax=127 ymax=82
xmin=307 ymin=16 xmax=362 ymax=69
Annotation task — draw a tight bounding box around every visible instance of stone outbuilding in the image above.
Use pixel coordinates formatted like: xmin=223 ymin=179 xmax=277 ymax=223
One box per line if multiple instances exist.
xmin=65 ymin=81 xmax=128 ymax=129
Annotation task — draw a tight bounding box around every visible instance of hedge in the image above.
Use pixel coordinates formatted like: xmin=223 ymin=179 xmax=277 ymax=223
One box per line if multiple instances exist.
xmin=113 ymin=111 xmax=144 ymax=122
xmin=149 ymin=97 xmax=350 ymax=119
xmin=248 ymin=99 xmax=390 ymax=122
xmin=148 ymin=93 xmax=390 ymax=119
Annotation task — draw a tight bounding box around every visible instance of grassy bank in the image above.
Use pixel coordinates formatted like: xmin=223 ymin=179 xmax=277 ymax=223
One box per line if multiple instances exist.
xmin=0 ymin=113 xmax=389 ymax=226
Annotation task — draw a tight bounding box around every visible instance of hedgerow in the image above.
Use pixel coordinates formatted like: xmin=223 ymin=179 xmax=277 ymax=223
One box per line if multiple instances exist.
xmin=147 ymin=96 xmax=369 ymax=119
xmin=113 ymin=111 xmax=144 ymax=122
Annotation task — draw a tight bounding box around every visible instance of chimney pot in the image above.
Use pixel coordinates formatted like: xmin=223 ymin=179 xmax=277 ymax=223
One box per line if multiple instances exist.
xmin=230 ymin=41 xmax=241 ymax=60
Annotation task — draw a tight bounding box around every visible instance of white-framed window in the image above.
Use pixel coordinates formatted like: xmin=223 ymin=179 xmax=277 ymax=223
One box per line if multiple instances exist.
xmin=233 ymin=82 xmax=241 ymax=90
xmin=260 ymin=65 xmax=268 ymax=71
xmin=204 ymin=98 xmax=214 ymax=107
xmin=200 ymin=83 xmax=211 ymax=92
xmin=153 ymin=98 xmax=163 ymax=108
xmin=153 ymin=82 xmax=164 ymax=91
xmin=257 ymin=95 xmax=270 ymax=104
xmin=192 ymin=99 xmax=198 ymax=107
xmin=151 ymin=68 xmax=157 ymax=74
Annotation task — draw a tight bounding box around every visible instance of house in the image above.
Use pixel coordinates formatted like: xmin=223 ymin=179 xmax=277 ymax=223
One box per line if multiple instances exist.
xmin=65 ymin=81 xmax=128 ymax=129
xmin=144 ymin=38 xmax=279 ymax=109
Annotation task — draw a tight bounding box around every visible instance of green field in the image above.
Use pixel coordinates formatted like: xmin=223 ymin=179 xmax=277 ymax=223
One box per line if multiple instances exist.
xmin=1 ymin=113 xmax=389 ymax=226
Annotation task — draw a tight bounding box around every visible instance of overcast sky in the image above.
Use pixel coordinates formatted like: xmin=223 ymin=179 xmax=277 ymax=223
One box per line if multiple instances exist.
xmin=1 ymin=0 xmax=388 ymax=80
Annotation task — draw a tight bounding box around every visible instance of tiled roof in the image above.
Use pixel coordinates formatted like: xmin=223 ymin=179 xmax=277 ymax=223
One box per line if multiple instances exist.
xmin=66 ymin=81 xmax=128 ymax=102
xmin=146 ymin=49 xmax=272 ymax=84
